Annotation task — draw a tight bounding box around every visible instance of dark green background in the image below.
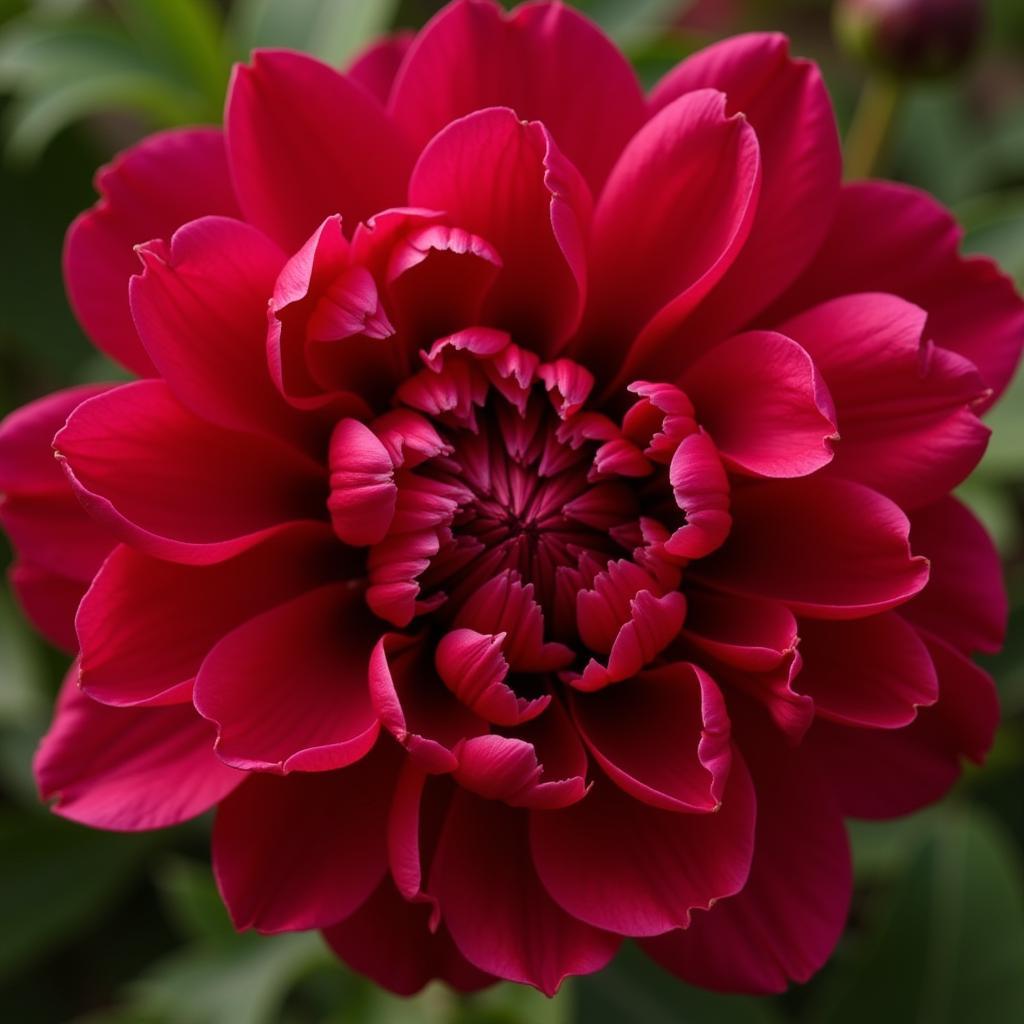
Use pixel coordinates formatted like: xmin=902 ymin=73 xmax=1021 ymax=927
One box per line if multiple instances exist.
xmin=0 ymin=1 xmax=1021 ymax=1021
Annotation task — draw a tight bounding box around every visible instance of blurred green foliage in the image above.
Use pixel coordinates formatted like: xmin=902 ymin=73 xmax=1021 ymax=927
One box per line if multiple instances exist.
xmin=0 ymin=1 xmax=1022 ymax=1021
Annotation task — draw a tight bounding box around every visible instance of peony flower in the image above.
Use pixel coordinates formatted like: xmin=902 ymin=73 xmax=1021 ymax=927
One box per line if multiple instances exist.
xmin=1 ymin=0 xmax=1021 ymax=998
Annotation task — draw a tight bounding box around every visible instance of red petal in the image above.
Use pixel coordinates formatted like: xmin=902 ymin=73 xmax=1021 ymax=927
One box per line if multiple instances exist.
xmin=64 ymin=128 xmax=239 ymax=376
xmin=226 ymin=50 xmax=412 ymax=251
xmin=530 ymin=755 xmax=756 ymax=937
xmin=408 ymin=106 xmax=591 ymax=354
xmin=35 ymin=665 xmax=240 ymax=831
xmin=212 ymin=742 xmax=399 ymax=932
xmin=195 ymin=585 xmax=380 ymax=773
xmin=390 ymin=0 xmax=644 ymax=194
xmin=431 ymin=791 xmax=620 ymax=994
xmin=346 ymin=31 xmax=414 ymax=105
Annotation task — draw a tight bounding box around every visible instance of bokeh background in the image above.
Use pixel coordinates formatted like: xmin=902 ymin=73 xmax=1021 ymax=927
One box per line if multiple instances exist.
xmin=0 ymin=1 xmax=1021 ymax=1021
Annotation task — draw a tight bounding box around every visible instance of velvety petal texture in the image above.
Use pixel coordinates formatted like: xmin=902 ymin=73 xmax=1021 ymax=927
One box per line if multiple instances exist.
xmin=2 ymin=0 xmax=1018 ymax=1003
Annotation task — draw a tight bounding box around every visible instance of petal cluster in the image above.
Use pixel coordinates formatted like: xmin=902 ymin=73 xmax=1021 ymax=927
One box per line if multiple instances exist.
xmin=1 ymin=0 xmax=1020 ymax=1000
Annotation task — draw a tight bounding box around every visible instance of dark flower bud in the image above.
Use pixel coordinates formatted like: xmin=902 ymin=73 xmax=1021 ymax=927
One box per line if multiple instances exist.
xmin=834 ymin=0 xmax=985 ymax=78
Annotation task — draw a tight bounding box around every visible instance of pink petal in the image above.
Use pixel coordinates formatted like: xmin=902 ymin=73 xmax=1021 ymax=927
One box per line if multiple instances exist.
xmin=324 ymin=879 xmax=494 ymax=996
xmin=370 ymin=632 xmax=487 ymax=774
xmin=903 ymin=497 xmax=1007 ymax=655
xmin=765 ymin=181 xmax=1024 ymax=409
xmin=64 ymin=128 xmax=240 ymax=376
xmin=431 ymin=791 xmax=620 ymax=994
xmin=571 ymin=662 xmax=731 ymax=812
xmin=795 ymin=613 xmax=938 ymax=729
xmin=408 ymin=106 xmax=591 ymax=354
xmin=8 ymin=562 xmax=85 ymax=652
xmin=34 ymin=665 xmax=241 ymax=831
xmin=194 ymin=584 xmax=380 ymax=773
xmin=663 ymin=431 xmax=732 ymax=559
xmin=212 ymin=742 xmax=399 ymax=932
xmin=78 ymin=524 xmax=346 ymax=708
xmin=226 ymin=50 xmax=413 ymax=251
xmin=328 ymin=418 xmax=397 ymax=546
xmin=681 ymin=331 xmax=836 ymax=477
xmin=54 ymin=381 xmax=325 ymax=565
xmin=779 ymin=293 xmax=989 ymax=508
xmin=579 ymin=89 xmax=760 ymax=383
xmin=346 ymin=31 xmax=415 ymax=105
xmin=650 ymin=33 xmax=841 ymax=346
xmin=698 ymin=477 xmax=929 ymax=619
xmin=390 ymin=0 xmax=645 ymax=194
xmin=807 ymin=630 xmax=998 ymax=818
xmin=642 ymin=730 xmax=850 ymax=994
xmin=130 ymin=216 xmax=317 ymax=450
xmin=530 ymin=755 xmax=756 ymax=937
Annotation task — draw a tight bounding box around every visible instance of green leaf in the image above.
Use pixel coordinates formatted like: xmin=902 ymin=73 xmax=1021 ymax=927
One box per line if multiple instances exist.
xmin=0 ymin=811 xmax=155 ymax=982
xmin=575 ymin=943 xmax=783 ymax=1024
xmin=808 ymin=806 xmax=1024 ymax=1024
xmin=567 ymin=0 xmax=692 ymax=49
xmin=227 ymin=0 xmax=400 ymax=67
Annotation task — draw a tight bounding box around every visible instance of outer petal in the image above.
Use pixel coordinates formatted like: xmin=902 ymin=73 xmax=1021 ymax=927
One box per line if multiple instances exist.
xmin=642 ymin=732 xmax=851 ymax=994
xmin=346 ymin=31 xmax=415 ymax=105
xmin=807 ymin=632 xmax=999 ymax=818
xmin=324 ymin=879 xmax=494 ymax=996
xmin=390 ymin=0 xmax=644 ymax=194
xmin=780 ymin=293 xmax=989 ymax=508
xmin=650 ymin=33 xmax=841 ymax=345
xmin=78 ymin=524 xmax=346 ymax=708
xmin=680 ymin=331 xmax=836 ymax=478
xmin=765 ymin=181 xmax=1024 ymax=408
xmin=54 ymin=381 xmax=325 ymax=565
xmin=698 ymin=477 xmax=929 ymax=619
xmin=212 ymin=742 xmax=399 ymax=933
xmin=431 ymin=791 xmax=620 ymax=995
xmin=194 ymin=584 xmax=380 ymax=773
xmin=902 ymin=497 xmax=1007 ymax=655
xmin=580 ymin=89 xmax=760 ymax=384
xmin=34 ymin=666 xmax=241 ymax=831
xmin=64 ymin=128 xmax=240 ymax=376
xmin=8 ymin=562 xmax=84 ymax=652
xmin=226 ymin=50 xmax=413 ymax=251
xmin=130 ymin=216 xmax=316 ymax=450
xmin=530 ymin=754 xmax=756 ymax=937
xmin=571 ymin=662 xmax=731 ymax=813
xmin=408 ymin=106 xmax=591 ymax=353
xmin=794 ymin=613 xmax=938 ymax=729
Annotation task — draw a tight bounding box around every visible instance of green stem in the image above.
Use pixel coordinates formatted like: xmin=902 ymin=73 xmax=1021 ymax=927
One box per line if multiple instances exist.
xmin=844 ymin=74 xmax=903 ymax=180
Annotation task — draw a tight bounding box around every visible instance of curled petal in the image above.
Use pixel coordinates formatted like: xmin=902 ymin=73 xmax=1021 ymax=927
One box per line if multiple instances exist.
xmin=664 ymin=431 xmax=732 ymax=559
xmin=328 ymin=419 xmax=397 ymax=546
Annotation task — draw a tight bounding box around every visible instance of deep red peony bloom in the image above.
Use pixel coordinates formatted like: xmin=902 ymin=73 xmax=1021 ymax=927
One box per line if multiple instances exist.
xmin=1 ymin=0 xmax=1021 ymax=997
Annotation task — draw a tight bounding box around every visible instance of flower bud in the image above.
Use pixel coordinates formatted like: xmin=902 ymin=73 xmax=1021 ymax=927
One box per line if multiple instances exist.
xmin=834 ymin=0 xmax=984 ymax=79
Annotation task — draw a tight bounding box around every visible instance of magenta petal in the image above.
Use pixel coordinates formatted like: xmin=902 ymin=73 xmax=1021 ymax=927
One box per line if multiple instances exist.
xmin=408 ymin=106 xmax=591 ymax=353
xmin=700 ymin=477 xmax=929 ymax=618
xmin=580 ymin=88 xmax=760 ymax=382
xmin=795 ymin=613 xmax=938 ymax=729
xmin=64 ymin=128 xmax=240 ymax=376
xmin=390 ymin=0 xmax=645 ymax=194
xmin=780 ymin=293 xmax=989 ymax=508
xmin=903 ymin=497 xmax=1007 ymax=655
xmin=531 ymin=755 xmax=756 ymax=938
xmin=54 ymin=381 xmax=325 ymax=565
xmin=808 ymin=630 xmax=998 ymax=818
xmin=129 ymin=216 xmax=317 ymax=450
xmin=681 ymin=331 xmax=836 ymax=478
xmin=78 ymin=524 xmax=345 ymax=708
xmin=8 ymin=562 xmax=85 ymax=652
xmin=650 ymin=33 xmax=841 ymax=343
xmin=195 ymin=584 xmax=380 ymax=773
xmin=642 ymin=732 xmax=850 ymax=994
xmin=213 ymin=742 xmax=398 ymax=933
xmin=571 ymin=662 xmax=731 ymax=812
xmin=226 ymin=50 xmax=413 ymax=251
xmin=683 ymin=587 xmax=798 ymax=671
xmin=346 ymin=31 xmax=415 ymax=105
xmin=324 ymin=879 xmax=494 ymax=996
xmin=431 ymin=791 xmax=620 ymax=994
xmin=327 ymin=418 xmax=398 ymax=546
xmin=766 ymin=181 xmax=1024 ymax=408
xmin=34 ymin=665 xmax=241 ymax=831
